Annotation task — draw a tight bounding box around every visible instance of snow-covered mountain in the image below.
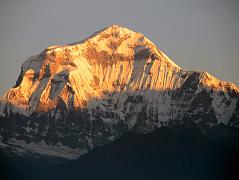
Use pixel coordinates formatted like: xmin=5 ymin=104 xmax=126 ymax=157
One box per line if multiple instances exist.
xmin=0 ymin=25 xmax=238 ymax=159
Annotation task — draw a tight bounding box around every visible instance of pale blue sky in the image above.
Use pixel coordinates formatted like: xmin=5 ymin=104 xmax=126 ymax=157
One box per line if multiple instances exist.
xmin=0 ymin=0 xmax=238 ymax=95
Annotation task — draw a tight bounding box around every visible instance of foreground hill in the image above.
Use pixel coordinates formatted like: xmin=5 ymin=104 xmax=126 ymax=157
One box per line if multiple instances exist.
xmin=44 ymin=125 xmax=239 ymax=180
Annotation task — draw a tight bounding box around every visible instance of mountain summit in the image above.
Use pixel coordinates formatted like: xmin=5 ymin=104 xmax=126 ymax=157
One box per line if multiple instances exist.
xmin=0 ymin=25 xmax=238 ymax=158
xmin=2 ymin=24 xmax=180 ymax=112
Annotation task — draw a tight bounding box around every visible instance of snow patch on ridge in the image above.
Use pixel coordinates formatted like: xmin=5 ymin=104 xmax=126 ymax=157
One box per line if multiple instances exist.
xmin=0 ymin=138 xmax=86 ymax=160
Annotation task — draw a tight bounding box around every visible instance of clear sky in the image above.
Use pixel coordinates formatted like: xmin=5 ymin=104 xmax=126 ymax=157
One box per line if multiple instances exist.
xmin=0 ymin=0 xmax=238 ymax=95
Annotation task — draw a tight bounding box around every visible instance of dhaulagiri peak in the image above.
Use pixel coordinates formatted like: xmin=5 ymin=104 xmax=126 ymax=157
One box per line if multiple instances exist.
xmin=0 ymin=25 xmax=239 ymax=158
xmin=1 ymin=24 xmax=238 ymax=117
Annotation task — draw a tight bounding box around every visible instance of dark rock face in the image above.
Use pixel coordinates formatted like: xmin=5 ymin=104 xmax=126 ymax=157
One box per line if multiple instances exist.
xmin=229 ymin=96 xmax=239 ymax=126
